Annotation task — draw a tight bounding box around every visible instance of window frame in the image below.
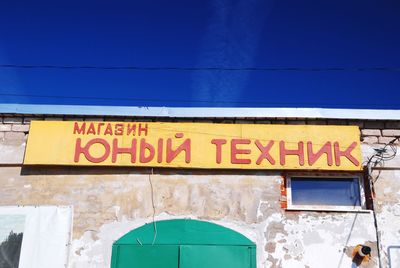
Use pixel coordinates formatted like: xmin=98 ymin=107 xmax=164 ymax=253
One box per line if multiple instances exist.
xmin=285 ymin=173 xmax=368 ymax=212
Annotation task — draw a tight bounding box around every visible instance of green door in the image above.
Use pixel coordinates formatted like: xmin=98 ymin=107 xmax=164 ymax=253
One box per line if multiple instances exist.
xmin=111 ymin=219 xmax=256 ymax=268
xmin=179 ymin=245 xmax=252 ymax=268
xmin=112 ymin=245 xmax=179 ymax=268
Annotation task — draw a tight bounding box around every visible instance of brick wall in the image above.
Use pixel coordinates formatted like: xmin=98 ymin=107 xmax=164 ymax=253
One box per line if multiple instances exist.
xmin=0 ymin=114 xmax=399 ymax=145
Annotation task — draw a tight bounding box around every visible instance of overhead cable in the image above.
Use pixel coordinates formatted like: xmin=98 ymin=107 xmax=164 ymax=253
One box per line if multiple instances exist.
xmin=0 ymin=64 xmax=399 ymax=72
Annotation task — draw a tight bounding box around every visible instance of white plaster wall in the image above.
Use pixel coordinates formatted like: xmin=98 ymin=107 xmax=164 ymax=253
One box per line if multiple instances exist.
xmin=362 ymin=144 xmax=400 ymax=268
xmin=0 ymin=142 xmax=26 ymax=164
xmin=373 ymin=170 xmax=400 ymax=268
xmin=68 ymin=210 xmax=378 ymax=268
xmin=2 ymin=130 xmax=400 ymax=268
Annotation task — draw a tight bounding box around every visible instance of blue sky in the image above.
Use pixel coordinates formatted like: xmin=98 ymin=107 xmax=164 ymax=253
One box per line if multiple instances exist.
xmin=0 ymin=0 xmax=399 ymax=108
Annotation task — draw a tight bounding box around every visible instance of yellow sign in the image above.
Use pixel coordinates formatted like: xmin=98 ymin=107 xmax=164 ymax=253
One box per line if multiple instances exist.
xmin=24 ymin=121 xmax=362 ymax=171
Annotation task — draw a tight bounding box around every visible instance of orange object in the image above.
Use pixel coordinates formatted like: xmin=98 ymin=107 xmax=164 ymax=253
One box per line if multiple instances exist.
xmin=352 ymin=245 xmax=371 ymax=264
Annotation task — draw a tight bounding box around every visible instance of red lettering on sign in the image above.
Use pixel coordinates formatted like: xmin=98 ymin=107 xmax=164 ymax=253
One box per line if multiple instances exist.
xmin=73 ymin=122 xmax=86 ymax=134
xmin=334 ymin=142 xmax=359 ymax=166
xmin=175 ymin=133 xmax=183 ymax=138
xmin=74 ymin=138 xmax=110 ymax=163
xmin=86 ymin=123 xmax=96 ymax=135
xmin=114 ymin=124 xmax=124 ymax=136
xmin=138 ymin=124 xmax=148 ymax=136
xmin=96 ymin=123 xmax=105 ymax=135
xmin=166 ymin=137 xmax=191 ymax=163
xmin=280 ymin=141 xmax=304 ymax=166
xmin=231 ymin=139 xmax=251 ymax=164
xmin=140 ymin=139 xmax=155 ymax=163
xmin=255 ymin=140 xmax=275 ymax=165
xmin=307 ymin=141 xmax=333 ymax=166
xmin=157 ymin=138 xmax=163 ymax=163
xmin=211 ymin=139 xmax=227 ymax=164
xmin=126 ymin=124 xmax=136 ymax=136
xmin=111 ymin=139 xmax=137 ymax=163
xmin=104 ymin=124 xmax=113 ymax=135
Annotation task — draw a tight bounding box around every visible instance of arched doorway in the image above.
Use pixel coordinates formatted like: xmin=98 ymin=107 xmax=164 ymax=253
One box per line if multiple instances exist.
xmin=111 ymin=219 xmax=256 ymax=268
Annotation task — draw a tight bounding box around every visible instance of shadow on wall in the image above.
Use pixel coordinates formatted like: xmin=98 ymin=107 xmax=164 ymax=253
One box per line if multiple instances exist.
xmin=388 ymin=246 xmax=400 ymax=268
xmin=19 ymin=166 xmax=278 ymax=176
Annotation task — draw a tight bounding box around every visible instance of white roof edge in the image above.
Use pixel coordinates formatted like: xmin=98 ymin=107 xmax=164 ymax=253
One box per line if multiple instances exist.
xmin=0 ymin=103 xmax=400 ymax=120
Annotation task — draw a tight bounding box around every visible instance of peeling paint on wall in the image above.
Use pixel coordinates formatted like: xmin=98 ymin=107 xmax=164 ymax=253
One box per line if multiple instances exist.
xmin=68 ymin=213 xmax=269 ymax=268
xmin=374 ymin=170 xmax=400 ymax=268
xmin=0 ymin=137 xmax=398 ymax=267
xmin=67 ymin=210 xmax=379 ymax=268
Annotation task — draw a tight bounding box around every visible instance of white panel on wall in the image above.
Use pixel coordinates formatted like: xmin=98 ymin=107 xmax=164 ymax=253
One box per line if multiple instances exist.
xmin=0 ymin=206 xmax=73 ymax=268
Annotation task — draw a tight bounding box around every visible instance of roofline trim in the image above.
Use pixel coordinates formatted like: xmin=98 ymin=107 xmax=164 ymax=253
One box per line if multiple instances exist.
xmin=1 ymin=104 xmax=400 ymax=120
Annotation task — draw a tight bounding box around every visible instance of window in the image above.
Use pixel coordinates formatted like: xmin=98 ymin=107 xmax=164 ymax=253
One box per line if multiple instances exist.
xmin=286 ymin=175 xmax=366 ymax=211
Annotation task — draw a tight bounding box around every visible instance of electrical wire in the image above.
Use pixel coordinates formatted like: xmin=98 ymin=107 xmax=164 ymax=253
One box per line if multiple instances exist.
xmin=0 ymin=64 xmax=400 ymax=72
xmin=148 ymin=168 xmax=157 ymax=245
xmin=364 ymin=136 xmax=399 ymax=268
xmin=365 ymin=137 xmax=399 ymax=184
xmin=0 ymin=92 xmax=330 ymax=105
xmin=1 ymin=91 xmax=400 ymax=108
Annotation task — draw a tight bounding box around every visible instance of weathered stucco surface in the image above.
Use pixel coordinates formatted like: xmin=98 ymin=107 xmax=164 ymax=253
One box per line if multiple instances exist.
xmin=0 ymin=165 xmax=380 ymax=267
xmin=362 ymin=145 xmax=400 ymax=268
xmin=372 ymin=170 xmax=400 ymax=268
xmin=0 ymin=128 xmax=399 ymax=267
xmin=0 ymin=139 xmax=26 ymax=164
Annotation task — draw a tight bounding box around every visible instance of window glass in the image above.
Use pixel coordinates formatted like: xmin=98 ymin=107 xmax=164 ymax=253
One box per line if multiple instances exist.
xmin=290 ymin=177 xmax=361 ymax=207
